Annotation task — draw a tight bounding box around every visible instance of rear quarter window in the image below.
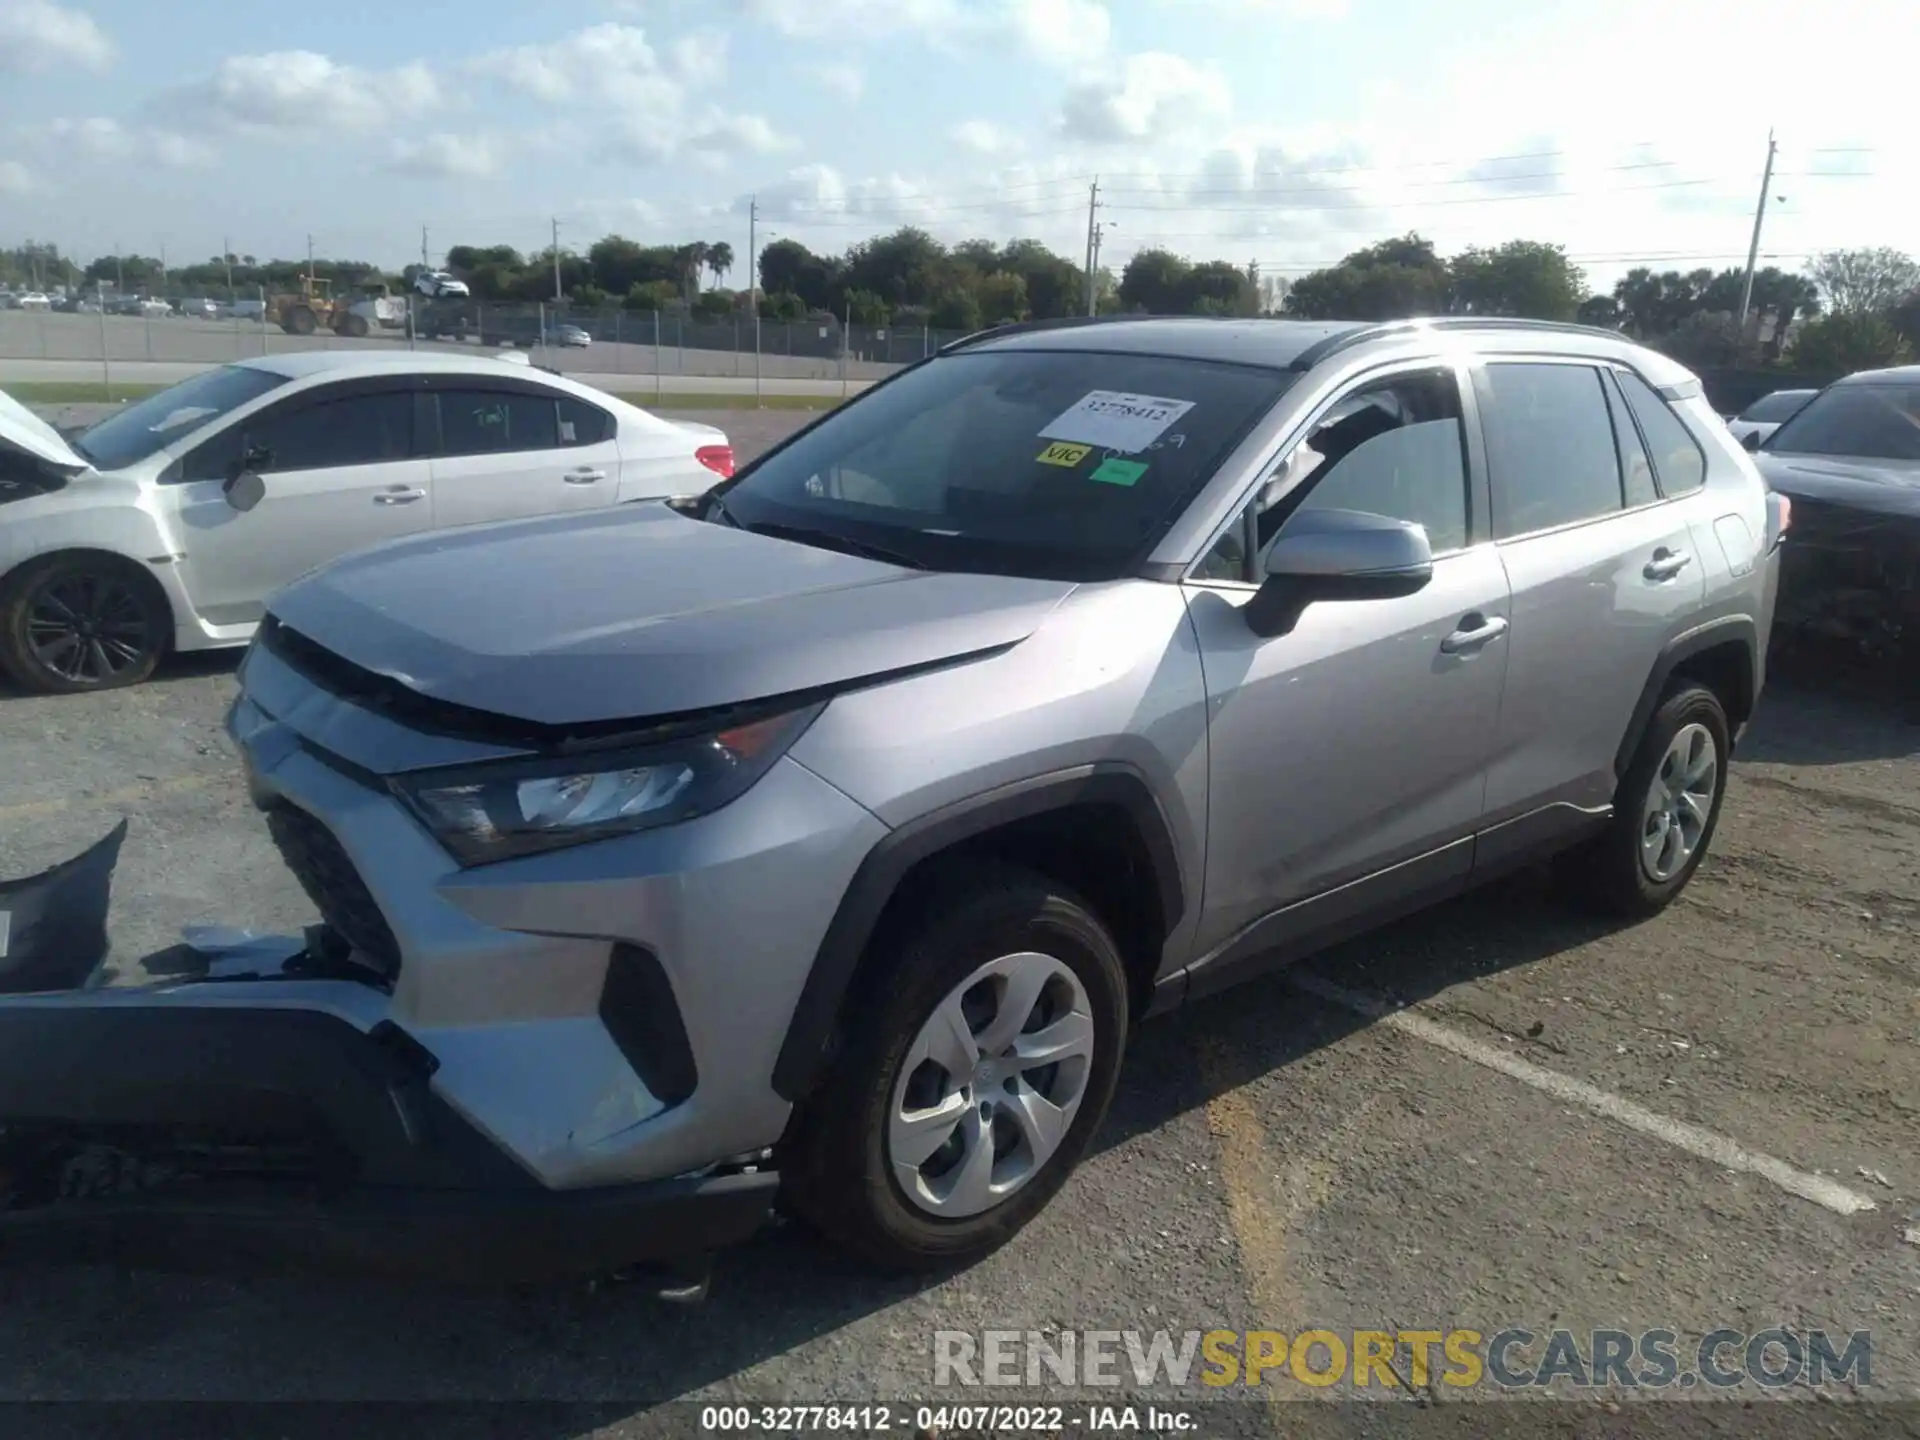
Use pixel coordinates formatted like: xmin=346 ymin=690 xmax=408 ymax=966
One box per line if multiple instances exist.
xmin=1616 ymin=370 xmax=1706 ymax=495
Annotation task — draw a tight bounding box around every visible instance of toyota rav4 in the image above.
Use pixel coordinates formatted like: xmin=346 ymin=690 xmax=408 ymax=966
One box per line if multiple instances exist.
xmin=3 ymin=317 xmax=1787 ymax=1280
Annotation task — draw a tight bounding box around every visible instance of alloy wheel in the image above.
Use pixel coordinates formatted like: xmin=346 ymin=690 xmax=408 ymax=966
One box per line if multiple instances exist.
xmin=25 ymin=572 xmax=153 ymax=685
xmin=1640 ymin=722 xmax=1718 ymax=883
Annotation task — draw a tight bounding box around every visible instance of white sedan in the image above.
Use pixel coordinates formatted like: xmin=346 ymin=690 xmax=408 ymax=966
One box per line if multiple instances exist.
xmin=16 ymin=292 xmax=51 ymax=311
xmin=0 ymin=350 xmax=732 ymax=693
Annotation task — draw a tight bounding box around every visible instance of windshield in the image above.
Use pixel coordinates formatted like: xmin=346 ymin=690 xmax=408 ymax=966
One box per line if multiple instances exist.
xmin=72 ymin=364 xmax=286 ymax=471
xmin=1763 ymin=382 xmax=1920 ymax=462
xmin=719 ymin=349 xmax=1291 ymax=580
xmin=1739 ymin=390 xmax=1815 ymax=424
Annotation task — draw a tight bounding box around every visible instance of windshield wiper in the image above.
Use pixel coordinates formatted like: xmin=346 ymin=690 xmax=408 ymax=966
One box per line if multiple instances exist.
xmin=740 ymin=519 xmax=928 ymax=570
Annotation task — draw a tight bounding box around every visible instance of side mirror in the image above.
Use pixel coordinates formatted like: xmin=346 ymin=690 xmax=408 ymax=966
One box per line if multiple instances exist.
xmin=1741 ymin=429 xmax=1762 ymax=452
xmin=1244 ymin=508 xmax=1434 ymax=638
xmin=223 ymin=469 xmax=266 ymax=513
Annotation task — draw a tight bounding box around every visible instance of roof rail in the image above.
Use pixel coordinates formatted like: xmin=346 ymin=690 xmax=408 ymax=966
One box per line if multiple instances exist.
xmin=1288 ymin=315 xmax=1632 ymax=371
xmin=938 ymin=313 xmax=1193 ymax=355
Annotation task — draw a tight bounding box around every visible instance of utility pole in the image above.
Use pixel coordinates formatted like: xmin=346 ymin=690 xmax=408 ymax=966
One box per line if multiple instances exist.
xmin=306 ymin=233 xmax=315 ymax=287
xmin=1735 ymin=130 xmax=1778 ymax=344
xmin=749 ymin=195 xmax=761 ymax=408
xmin=1083 ymin=177 xmax=1101 ymax=316
xmin=551 ymin=218 xmax=563 ymax=303
xmin=421 ymin=225 xmax=430 ymax=272
xmin=223 ymin=236 xmax=233 ymax=301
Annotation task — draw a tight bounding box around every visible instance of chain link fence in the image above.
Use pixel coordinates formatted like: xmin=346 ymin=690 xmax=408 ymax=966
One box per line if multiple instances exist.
xmin=0 ymin=293 xmax=969 ymax=386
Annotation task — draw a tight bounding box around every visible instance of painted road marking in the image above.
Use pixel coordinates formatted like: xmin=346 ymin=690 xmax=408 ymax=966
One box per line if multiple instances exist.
xmin=0 ymin=771 xmax=216 ymax=822
xmin=1288 ymin=971 xmax=1878 ymax=1218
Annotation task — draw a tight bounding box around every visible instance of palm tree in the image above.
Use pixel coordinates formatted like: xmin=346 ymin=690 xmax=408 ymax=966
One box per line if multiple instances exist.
xmin=706 ymin=242 xmax=734 ymax=288
xmin=675 ymin=242 xmax=710 ymax=303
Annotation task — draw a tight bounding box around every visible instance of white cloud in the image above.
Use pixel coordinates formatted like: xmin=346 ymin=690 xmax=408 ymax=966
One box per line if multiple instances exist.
xmin=686 ymin=113 xmax=792 ymax=156
xmin=1060 ymin=51 xmax=1231 ymax=143
xmin=1155 ymin=0 xmax=1348 ymax=16
xmin=0 ymin=159 xmax=35 ymax=194
xmin=950 ymin=120 xmax=1022 ymax=157
xmin=735 ymin=0 xmax=1109 ymax=65
xmin=21 ymin=115 xmax=214 ymax=168
xmin=808 ymin=61 xmax=864 ymax=101
xmin=179 ymin=50 xmax=439 ymax=134
xmin=388 ymin=132 xmax=499 ymax=179
xmin=0 ymin=0 xmax=111 ymax=72
xmin=475 ymin=24 xmax=777 ymax=166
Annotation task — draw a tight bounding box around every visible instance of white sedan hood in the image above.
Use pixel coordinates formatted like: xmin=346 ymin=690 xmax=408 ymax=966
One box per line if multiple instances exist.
xmin=0 ymin=389 xmax=89 ymax=473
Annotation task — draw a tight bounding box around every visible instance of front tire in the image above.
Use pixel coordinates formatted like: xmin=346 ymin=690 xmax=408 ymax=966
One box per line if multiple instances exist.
xmin=0 ymin=553 xmax=170 ymax=694
xmin=1557 ymin=681 xmax=1730 ymax=917
xmin=781 ymin=863 xmax=1129 ymax=1272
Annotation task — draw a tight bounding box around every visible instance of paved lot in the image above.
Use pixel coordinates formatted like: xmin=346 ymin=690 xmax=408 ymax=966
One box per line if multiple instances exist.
xmin=0 ymin=412 xmax=1915 ymax=1421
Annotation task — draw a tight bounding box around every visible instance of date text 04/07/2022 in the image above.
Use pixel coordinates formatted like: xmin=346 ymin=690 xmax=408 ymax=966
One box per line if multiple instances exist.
xmin=696 ymin=1403 xmax=1196 ymax=1432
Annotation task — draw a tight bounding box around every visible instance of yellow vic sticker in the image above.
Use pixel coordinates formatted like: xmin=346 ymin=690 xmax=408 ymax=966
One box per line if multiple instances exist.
xmin=1036 ymin=441 xmax=1093 ymax=467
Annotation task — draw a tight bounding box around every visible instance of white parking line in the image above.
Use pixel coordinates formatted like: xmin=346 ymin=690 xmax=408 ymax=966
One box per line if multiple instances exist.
xmin=1287 ymin=971 xmax=1879 ymax=1218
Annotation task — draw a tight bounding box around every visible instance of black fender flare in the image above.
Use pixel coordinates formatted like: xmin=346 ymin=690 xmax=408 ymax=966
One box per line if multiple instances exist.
xmin=770 ymin=762 xmax=1187 ymax=1103
xmin=1613 ymin=615 xmax=1759 ymax=780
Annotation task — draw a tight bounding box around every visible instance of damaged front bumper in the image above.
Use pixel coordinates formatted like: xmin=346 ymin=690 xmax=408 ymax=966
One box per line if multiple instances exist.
xmin=0 ymin=830 xmax=776 ymax=1282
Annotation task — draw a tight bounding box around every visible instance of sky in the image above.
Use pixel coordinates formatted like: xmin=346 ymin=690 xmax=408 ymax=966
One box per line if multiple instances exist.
xmin=0 ymin=0 xmax=1912 ymax=292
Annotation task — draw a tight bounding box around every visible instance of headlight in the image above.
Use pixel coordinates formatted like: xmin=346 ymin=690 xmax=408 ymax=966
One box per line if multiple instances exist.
xmin=390 ymin=703 xmax=822 ymax=866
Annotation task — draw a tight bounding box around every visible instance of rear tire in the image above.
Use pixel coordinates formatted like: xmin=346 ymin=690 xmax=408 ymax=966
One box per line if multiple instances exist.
xmin=0 ymin=552 xmax=170 ymax=694
xmin=781 ymin=862 xmax=1129 ymax=1272
xmin=1555 ymin=682 xmax=1730 ymax=917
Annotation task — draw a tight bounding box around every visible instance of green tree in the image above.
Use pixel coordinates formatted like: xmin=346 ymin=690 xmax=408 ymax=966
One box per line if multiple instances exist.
xmin=692 ymin=288 xmax=734 ymax=320
xmin=759 ymin=290 xmax=805 ymax=321
xmin=1788 ymin=312 xmax=1913 ymax=372
xmin=1447 ymin=240 xmax=1585 ymax=321
xmin=929 ymin=288 xmax=983 ymax=332
xmin=975 ymin=271 xmax=1029 ymax=323
xmin=623 ymin=280 xmax=681 ymax=311
xmin=843 ymin=288 xmax=890 ymax=324
xmin=706 ymin=242 xmax=734 ymax=287
xmin=1806 ymin=248 xmax=1920 ymax=316
xmin=1284 ymin=234 xmax=1449 ymax=320
xmin=1577 ymin=294 xmax=1623 ymax=328
xmin=1118 ymin=249 xmax=1193 ymax=312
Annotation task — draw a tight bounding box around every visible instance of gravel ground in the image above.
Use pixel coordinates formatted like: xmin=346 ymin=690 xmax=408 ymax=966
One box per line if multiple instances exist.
xmin=0 ymin=410 xmax=1915 ymax=1428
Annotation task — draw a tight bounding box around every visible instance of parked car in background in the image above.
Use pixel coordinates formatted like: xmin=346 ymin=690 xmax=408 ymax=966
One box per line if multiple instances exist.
xmin=1728 ymin=388 xmax=1817 ymax=446
xmin=0 ymin=351 xmax=733 ymax=693
xmin=554 ymin=323 xmax=592 ymax=348
xmin=136 ymin=298 xmax=173 ymax=318
xmin=1753 ymin=367 xmax=1920 ymax=659
xmin=158 ymin=316 xmax=1777 ymax=1277
xmin=175 ymin=297 xmax=219 ymax=321
xmin=15 ymin=292 xmax=52 ymax=312
xmin=228 ymin=298 xmax=267 ymax=322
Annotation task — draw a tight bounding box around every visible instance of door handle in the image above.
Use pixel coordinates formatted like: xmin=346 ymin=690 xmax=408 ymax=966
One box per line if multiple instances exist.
xmin=373 ymin=487 xmax=425 ymax=505
xmin=1440 ymin=613 xmax=1509 ymax=654
xmin=564 ymin=468 xmax=605 ymax=485
xmin=1644 ymin=548 xmax=1692 ymax=580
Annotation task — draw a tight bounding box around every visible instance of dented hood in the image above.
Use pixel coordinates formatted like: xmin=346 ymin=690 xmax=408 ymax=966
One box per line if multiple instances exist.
xmin=264 ymin=503 xmax=1074 ymax=727
xmin=0 ymin=388 xmax=90 ymax=473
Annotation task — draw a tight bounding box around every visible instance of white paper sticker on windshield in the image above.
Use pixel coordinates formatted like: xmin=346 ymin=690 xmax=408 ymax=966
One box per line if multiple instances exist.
xmin=1040 ymin=390 xmax=1195 ymax=454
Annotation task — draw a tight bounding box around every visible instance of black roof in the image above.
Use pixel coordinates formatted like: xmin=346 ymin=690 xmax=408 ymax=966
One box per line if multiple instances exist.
xmin=951 ymin=314 xmax=1644 ymax=373
xmin=954 ymin=317 xmax=1365 ymax=371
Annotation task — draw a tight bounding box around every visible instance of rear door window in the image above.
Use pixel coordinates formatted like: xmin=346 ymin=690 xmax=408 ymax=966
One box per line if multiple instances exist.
xmin=1615 ymin=370 xmax=1706 ymax=495
xmin=1476 ymin=363 xmax=1624 ymax=539
xmin=1602 ymin=371 xmax=1660 ymax=508
xmin=437 ymin=389 xmax=563 ymax=456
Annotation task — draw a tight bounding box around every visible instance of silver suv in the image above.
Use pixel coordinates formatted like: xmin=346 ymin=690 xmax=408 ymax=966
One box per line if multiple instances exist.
xmin=169 ymin=317 xmax=1785 ymax=1277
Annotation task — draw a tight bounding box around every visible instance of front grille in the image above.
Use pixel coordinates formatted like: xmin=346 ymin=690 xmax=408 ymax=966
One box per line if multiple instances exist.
xmin=265 ymin=803 xmax=402 ymax=978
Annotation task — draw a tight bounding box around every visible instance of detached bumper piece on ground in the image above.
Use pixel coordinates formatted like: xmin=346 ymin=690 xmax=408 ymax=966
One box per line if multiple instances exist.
xmin=0 ymin=827 xmax=774 ymax=1286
